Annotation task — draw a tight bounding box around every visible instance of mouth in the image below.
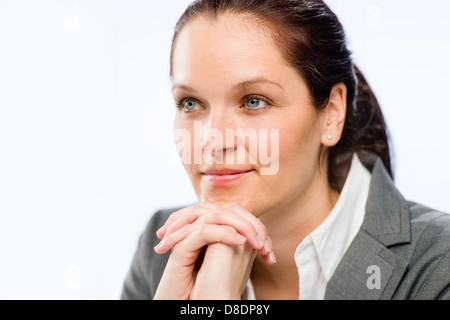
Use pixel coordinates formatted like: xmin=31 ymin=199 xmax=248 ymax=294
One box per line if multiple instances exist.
xmin=201 ymin=168 xmax=254 ymax=186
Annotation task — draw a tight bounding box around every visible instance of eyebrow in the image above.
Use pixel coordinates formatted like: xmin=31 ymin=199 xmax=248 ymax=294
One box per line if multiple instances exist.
xmin=233 ymin=77 xmax=283 ymax=91
xmin=171 ymin=77 xmax=284 ymax=93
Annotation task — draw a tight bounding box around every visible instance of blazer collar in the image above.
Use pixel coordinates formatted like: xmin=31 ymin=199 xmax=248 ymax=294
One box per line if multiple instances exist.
xmin=360 ymin=155 xmax=411 ymax=246
xmin=324 ymin=154 xmax=411 ymax=299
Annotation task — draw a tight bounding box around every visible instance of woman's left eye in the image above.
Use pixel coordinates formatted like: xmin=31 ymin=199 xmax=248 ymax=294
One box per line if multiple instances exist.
xmin=244 ymin=97 xmax=269 ymax=111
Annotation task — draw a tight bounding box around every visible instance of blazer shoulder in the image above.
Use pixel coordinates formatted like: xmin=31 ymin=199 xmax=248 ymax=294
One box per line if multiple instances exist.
xmin=407 ymin=202 xmax=450 ymax=259
xmin=120 ymin=205 xmax=188 ymax=300
xmin=398 ymin=202 xmax=450 ymax=299
xmin=408 ymin=202 xmax=450 ymax=246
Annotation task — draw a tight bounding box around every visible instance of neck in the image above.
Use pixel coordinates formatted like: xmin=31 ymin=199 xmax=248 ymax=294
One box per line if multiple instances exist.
xmin=251 ymin=169 xmax=339 ymax=299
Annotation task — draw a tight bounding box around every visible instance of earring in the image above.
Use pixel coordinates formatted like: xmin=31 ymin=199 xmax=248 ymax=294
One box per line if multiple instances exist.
xmin=327 ymin=134 xmax=333 ymax=140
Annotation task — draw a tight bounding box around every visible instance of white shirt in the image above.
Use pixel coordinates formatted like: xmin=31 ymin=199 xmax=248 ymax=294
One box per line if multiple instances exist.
xmin=243 ymin=153 xmax=372 ymax=300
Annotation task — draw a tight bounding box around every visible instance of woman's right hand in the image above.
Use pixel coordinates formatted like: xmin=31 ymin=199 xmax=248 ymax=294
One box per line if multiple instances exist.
xmin=152 ymin=202 xmax=274 ymax=300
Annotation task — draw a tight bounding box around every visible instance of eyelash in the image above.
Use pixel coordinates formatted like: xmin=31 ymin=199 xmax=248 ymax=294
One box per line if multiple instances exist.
xmin=174 ymin=95 xmax=272 ymax=113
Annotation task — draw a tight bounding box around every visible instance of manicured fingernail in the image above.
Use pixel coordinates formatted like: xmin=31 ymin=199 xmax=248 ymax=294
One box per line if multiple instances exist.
xmin=154 ymin=239 xmax=165 ymax=251
xmin=236 ymin=234 xmax=247 ymax=243
xmin=269 ymin=251 xmax=277 ymax=263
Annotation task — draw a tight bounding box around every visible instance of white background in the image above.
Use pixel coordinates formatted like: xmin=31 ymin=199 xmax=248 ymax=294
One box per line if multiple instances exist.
xmin=0 ymin=0 xmax=449 ymax=299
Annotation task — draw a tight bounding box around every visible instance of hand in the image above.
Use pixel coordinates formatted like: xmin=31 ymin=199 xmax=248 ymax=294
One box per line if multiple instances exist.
xmin=153 ymin=202 xmax=275 ymax=299
xmin=156 ymin=201 xmax=276 ymax=265
xmin=190 ymin=242 xmax=257 ymax=299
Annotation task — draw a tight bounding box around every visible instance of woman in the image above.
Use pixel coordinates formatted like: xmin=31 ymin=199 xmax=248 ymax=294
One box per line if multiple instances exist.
xmin=121 ymin=0 xmax=450 ymax=300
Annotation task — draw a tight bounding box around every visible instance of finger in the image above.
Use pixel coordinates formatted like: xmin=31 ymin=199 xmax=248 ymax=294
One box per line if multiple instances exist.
xmin=154 ymin=223 xmax=247 ymax=254
xmin=260 ymin=252 xmax=277 ymax=265
xmin=156 ymin=202 xmax=216 ymax=239
xmin=159 ymin=202 xmax=271 ymax=255
xmin=222 ymin=202 xmax=272 ymax=254
xmin=191 ymin=205 xmax=266 ymax=252
xmin=259 ymin=236 xmax=277 ymax=265
xmin=160 ymin=203 xmax=217 ymax=240
xmin=163 ymin=203 xmax=267 ymax=252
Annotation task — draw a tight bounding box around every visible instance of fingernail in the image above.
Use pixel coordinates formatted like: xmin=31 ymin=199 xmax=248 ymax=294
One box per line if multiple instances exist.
xmin=269 ymin=251 xmax=277 ymax=263
xmin=236 ymin=234 xmax=247 ymax=243
xmin=154 ymin=239 xmax=165 ymax=251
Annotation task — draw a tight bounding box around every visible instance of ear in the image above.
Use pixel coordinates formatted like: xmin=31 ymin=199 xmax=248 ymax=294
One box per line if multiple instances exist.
xmin=321 ymin=82 xmax=347 ymax=147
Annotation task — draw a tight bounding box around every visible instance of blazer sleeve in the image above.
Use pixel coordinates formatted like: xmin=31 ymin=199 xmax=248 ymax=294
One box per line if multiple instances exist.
xmin=120 ymin=208 xmax=179 ymax=300
xmin=415 ymin=248 xmax=450 ymax=300
xmin=412 ymin=212 xmax=450 ymax=300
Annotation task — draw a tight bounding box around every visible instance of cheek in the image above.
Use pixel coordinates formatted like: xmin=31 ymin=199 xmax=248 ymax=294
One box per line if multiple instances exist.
xmin=173 ymin=119 xmax=198 ymax=173
xmin=276 ymin=112 xmax=323 ymax=174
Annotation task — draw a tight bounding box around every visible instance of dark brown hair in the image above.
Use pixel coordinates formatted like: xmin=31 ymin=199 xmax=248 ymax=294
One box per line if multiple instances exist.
xmin=170 ymin=0 xmax=393 ymax=190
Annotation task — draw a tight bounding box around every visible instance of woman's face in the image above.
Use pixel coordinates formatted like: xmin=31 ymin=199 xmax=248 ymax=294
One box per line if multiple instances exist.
xmin=171 ymin=14 xmax=330 ymax=217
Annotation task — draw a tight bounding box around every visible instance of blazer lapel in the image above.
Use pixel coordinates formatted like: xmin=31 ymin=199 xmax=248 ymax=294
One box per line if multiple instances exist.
xmin=324 ymin=156 xmax=411 ymax=300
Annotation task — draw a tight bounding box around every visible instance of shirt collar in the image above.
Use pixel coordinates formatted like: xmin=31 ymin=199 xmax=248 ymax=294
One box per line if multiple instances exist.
xmin=295 ymin=153 xmax=372 ymax=281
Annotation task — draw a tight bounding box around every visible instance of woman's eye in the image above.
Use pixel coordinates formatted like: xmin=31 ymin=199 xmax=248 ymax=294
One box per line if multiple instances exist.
xmin=245 ymin=97 xmax=269 ymax=110
xmin=184 ymin=99 xmax=199 ymax=111
xmin=247 ymin=98 xmax=261 ymax=108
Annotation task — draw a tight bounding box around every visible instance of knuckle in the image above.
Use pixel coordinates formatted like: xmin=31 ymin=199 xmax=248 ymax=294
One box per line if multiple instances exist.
xmin=212 ymin=206 xmax=224 ymax=217
xmin=221 ymin=225 xmax=234 ymax=234
xmin=183 ymin=223 xmax=194 ymax=235
xmin=194 ymin=224 xmax=207 ymax=236
xmin=210 ymin=206 xmax=225 ymax=221
xmin=168 ymin=210 xmax=182 ymax=222
xmin=212 ymin=205 xmax=226 ymax=215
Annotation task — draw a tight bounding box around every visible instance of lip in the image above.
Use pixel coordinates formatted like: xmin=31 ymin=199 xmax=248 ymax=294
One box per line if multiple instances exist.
xmin=201 ymin=168 xmax=254 ymax=185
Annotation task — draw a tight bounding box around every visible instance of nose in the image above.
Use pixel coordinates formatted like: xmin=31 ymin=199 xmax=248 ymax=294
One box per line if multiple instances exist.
xmin=200 ymin=108 xmax=237 ymax=159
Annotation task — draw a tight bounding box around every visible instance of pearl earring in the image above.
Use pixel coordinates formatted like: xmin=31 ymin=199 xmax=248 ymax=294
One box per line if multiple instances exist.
xmin=327 ymin=134 xmax=333 ymax=140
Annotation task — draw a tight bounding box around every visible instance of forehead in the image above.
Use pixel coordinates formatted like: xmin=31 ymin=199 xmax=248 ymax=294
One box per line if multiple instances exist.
xmin=171 ymin=13 xmax=291 ymax=86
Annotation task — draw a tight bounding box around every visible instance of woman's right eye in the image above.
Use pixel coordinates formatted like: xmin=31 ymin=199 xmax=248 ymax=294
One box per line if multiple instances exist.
xmin=183 ymin=99 xmax=200 ymax=111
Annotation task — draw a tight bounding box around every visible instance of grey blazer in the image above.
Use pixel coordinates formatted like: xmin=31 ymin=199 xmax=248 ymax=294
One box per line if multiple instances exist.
xmin=121 ymin=156 xmax=450 ymax=300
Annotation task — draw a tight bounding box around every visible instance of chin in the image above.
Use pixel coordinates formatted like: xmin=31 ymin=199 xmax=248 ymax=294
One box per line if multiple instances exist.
xmin=199 ymin=194 xmax=245 ymax=206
